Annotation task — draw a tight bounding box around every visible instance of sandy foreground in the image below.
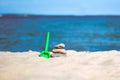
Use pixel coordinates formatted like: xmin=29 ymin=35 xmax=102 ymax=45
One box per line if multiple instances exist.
xmin=0 ymin=50 xmax=120 ymax=80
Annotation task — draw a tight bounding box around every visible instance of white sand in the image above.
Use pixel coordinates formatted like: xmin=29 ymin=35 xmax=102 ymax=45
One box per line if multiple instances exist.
xmin=0 ymin=50 xmax=120 ymax=80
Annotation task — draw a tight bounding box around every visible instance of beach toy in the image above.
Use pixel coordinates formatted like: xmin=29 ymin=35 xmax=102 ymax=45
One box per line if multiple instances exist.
xmin=39 ymin=32 xmax=51 ymax=58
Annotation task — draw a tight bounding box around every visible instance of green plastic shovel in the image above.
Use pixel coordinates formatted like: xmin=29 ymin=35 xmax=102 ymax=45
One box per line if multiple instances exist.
xmin=39 ymin=32 xmax=51 ymax=59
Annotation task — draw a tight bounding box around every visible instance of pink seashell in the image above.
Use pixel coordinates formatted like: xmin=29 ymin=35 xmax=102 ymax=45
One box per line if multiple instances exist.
xmin=52 ymin=49 xmax=66 ymax=54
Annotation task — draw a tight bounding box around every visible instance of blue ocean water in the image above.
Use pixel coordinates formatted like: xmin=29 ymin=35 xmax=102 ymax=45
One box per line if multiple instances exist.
xmin=0 ymin=15 xmax=120 ymax=52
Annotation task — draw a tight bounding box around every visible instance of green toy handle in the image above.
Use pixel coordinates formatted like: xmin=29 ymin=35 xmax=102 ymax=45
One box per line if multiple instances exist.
xmin=45 ymin=32 xmax=50 ymax=52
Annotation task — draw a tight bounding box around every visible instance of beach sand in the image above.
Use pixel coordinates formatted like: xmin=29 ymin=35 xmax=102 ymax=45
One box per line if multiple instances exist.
xmin=0 ymin=50 xmax=120 ymax=80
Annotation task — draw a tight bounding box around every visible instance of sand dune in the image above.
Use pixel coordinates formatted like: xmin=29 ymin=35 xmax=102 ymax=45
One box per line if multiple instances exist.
xmin=0 ymin=50 xmax=120 ymax=80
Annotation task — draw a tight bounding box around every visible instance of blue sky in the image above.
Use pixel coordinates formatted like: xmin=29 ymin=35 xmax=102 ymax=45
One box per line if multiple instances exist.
xmin=0 ymin=0 xmax=120 ymax=15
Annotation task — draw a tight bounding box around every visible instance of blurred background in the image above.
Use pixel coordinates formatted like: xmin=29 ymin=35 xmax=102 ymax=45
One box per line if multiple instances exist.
xmin=0 ymin=0 xmax=120 ymax=51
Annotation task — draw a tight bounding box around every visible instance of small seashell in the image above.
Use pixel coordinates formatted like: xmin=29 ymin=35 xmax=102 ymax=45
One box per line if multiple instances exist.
xmin=52 ymin=49 xmax=66 ymax=54
xmin=54 ymin=43 xmax=65 ymax=49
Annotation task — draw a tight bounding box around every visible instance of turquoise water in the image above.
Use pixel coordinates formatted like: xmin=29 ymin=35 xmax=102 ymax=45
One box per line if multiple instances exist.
xmin=0 ymin=15 xmax=120 ymax=51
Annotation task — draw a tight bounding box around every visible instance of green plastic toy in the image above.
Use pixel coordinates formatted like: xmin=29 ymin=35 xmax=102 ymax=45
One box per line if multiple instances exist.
xmin=39 ymin=32 xmax=51 ymax=58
